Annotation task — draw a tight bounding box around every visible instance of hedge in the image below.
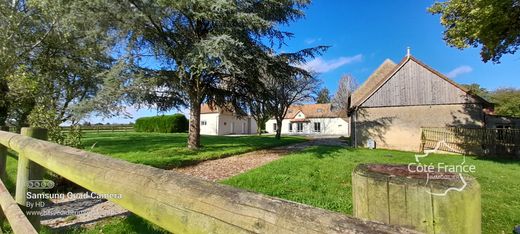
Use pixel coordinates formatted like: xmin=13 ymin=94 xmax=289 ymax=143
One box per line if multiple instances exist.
xmin=135 ymin=114 xmax=189 ymax=133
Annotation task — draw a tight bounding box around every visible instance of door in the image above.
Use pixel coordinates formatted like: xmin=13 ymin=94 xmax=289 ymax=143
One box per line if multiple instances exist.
xmin=242 ymin=122 xmax=246 ymax=134
xmin=231 ymin=122 xmax=235 ymax=134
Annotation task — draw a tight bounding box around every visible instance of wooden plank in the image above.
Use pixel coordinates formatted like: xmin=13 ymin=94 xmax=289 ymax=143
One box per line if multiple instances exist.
xmin=388 ymin=182 xmax=408 ymax=226
xmin=367 ymin=176 xmax=390 ymax=223
xmin=0 ymin=130 xmax=418 ymax=234
xmin=15 ymin=128 xmax=47 ymax=231
xmin=0 ymin=179 xmax=37 ymax=234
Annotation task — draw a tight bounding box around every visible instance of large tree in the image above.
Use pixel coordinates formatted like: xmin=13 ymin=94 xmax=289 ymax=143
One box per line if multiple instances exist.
xmin=332 ymin=74 xmax=357 ymax=111
xmin=1 ymin=0 xmax=115 ymax=145
xmin=490 ymin=88 xmax=520 ymax=118
xmin=429 ymin=0 xmax=520 ymax=63
xmin=0 ymin=0 xmax=54 ymax=128
xmin=263 ymin=51 xmax=322 ymax=139
xmin=104 ymin=0 xmax=316 ymax=149
xmin=316 ymin=87 xmax=330 ymax=103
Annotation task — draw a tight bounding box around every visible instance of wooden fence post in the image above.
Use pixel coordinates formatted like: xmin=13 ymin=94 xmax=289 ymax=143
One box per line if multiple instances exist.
xmin=0 ymin=126 xmax=8 ymax=223
xmin=15 ymin=127 xmax=48 ymax=231
xmin=0 ymin=126 xmax=8 ymax=181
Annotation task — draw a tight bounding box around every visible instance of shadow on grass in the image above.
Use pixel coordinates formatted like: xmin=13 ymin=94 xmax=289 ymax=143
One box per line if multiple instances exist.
xmin=301 ymin=145 xmax=352 ymax=159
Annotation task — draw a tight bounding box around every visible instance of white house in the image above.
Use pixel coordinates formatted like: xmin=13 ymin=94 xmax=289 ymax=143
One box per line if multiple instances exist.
xmin=265 ymin=103 xmax=349 ymax=136
xmin=199 ymin=104 xmax=257 ymax=135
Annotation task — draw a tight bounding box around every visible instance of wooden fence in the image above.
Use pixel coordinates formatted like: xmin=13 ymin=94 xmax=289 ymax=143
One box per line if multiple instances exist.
xmin=421 ymin=127 xmax=520 ymax=156
xmin=8 ymin=125 xmax=133 ymax=134
xmin=60 ymin=125 xmax=134 ymax=133
xmin=0 ymin=128 xmax=416 ymax=234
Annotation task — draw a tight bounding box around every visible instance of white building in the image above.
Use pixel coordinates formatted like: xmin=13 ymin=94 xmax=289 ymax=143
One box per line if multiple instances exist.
xmin=265 ymin=103 xmax=349 ymax=136
xmin=199 ymin=104 xmax=257 ymax=135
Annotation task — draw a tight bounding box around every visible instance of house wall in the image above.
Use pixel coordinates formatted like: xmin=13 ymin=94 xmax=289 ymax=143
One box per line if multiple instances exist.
xmin=200 ymin=113 xmax=257 ymax=135
xmin=354 ymin=104 xmax=485 ymax=152
xmin=218 ymin=114 xmax=256 ymax=135
xmin=265 ymin=118 xmax=349 ymax=136
xmin=485 ymin=115 xmax=520 ymax=129
xmin=200 ymin=113 xmax=220 ymax=135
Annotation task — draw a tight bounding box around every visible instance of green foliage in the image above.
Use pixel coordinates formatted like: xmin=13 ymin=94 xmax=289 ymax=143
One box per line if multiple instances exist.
xmin=429 ymin=0 xmax=520 ymax=62
xmin=462 ymin=83 xmax=491 ymax=101
xmin=316 ymin=88 xmax=331 ymax=104
xmin=85 ymin=0 xmax=324 ymax=148
xmin=223 ymin=146 xmax=520 ymax=234
xmin=81 ymin=132 xmax=305 ymax=168
xmin=462 ymin=84 xmax=520 ymax=117
xmin=28 ymin=101 xmax=82 ymax=147
xmin=134 ymin=114 xmax=188 ymax=133
xmin=491 ymin=88 xmax=520 ymax=117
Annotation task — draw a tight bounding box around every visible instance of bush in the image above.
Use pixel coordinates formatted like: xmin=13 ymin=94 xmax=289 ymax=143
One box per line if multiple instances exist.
xmin=135 ymin=114 xmax=188 ymax=133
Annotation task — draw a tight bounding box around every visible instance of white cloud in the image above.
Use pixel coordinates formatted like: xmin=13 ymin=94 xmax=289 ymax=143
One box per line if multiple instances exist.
xmin=298 ymin=54 xmax=363 ymax=73
xmin=304 ymin=38 xmax=322 ymax=45
xmin=446 ymin=65 xmax=473 ymax=78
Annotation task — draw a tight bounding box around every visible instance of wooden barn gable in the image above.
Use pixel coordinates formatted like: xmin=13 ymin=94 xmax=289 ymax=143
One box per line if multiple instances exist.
xmin=357 ymin=56 xmax=489 ymax=108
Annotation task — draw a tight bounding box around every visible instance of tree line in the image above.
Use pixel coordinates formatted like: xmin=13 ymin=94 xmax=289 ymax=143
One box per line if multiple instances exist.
xmin=0 ymin=0 xmax=329 ymax=149
xmin=1 ymin=0 xmax=518 ymax=149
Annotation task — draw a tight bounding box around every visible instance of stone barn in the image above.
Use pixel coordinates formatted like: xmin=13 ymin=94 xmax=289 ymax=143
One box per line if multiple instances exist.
xmin=349 ymin=55 xmax=492 ymax=152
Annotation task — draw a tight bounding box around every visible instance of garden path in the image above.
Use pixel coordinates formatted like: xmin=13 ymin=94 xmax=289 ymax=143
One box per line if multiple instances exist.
xmin=40 ymin=137 xmax=346 ymax=229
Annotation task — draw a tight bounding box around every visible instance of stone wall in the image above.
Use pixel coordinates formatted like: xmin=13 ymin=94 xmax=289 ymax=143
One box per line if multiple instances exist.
xmin=353 ymin=104 xmax=485 ymax=152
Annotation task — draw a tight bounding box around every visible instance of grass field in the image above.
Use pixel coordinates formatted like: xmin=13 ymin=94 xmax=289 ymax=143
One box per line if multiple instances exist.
xmin=80 ymin=132 xmax=306 ymax=168
xmin=3 ymin=131 xmax=305 ymax=233
xmin=223 ymin=146 xmax=520 ymax=234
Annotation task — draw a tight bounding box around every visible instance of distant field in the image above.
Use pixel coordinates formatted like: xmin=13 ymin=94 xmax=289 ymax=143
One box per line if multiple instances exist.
xmin=80 ymin=132 xmax=306 ymax=168
xmin=223 ymin=146 xmax=520 ymax=234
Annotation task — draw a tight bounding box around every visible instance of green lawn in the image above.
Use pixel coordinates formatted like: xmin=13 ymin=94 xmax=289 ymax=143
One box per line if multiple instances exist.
xmin=81 ymin=132 xmax=306 ymax=168
xmin=3 ymin=132 xmax=305 ymax=233
xmin=222 ymin=146 xmax=520 ymax=234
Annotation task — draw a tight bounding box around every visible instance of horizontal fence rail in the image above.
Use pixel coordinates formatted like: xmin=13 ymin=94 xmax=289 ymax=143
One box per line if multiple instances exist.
xmin=421 ymin=127 xmax=520 ymax=156
xmin=0 ymin=129 xmax=417 ymax=234
xmin=60 ymin=125 xmax=134 ymax=133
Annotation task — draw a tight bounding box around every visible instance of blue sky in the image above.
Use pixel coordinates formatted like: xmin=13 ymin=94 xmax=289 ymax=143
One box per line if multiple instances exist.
xmin=89 ymin=0 xmax=519 ymax=124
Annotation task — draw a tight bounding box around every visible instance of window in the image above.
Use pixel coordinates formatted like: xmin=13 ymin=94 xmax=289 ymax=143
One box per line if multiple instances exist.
xmin=289 ymin=123 xmax=293 ymax=132
xmin=297 ymin=123 xmax=303 ymax=132
xmin=273 ymin=123 xmax=278 ymax=131
xmin=314 ymin=122 xmax=321 ymax=132
xmin=317 ymin=108 xmax=323 ymax=113
xmin=201 ymin=120 xmax=207 ymax=126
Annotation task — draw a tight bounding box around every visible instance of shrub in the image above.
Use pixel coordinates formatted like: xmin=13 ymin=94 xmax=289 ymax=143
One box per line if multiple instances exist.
xmin=135 ymin=114 xmax=188 ymax=133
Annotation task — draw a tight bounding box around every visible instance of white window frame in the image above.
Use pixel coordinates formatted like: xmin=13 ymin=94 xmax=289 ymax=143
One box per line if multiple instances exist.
xmin=314 ymin=122 xmax=321 ymax=132
xmin=297 ymin=123 xmax=303 ymax=132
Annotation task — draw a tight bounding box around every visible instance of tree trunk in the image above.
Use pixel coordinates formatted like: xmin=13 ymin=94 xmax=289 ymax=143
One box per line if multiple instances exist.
xmin=188 ymin=100 xmax=201 ymax=149
xmin=257 ymin=124 xmax=262 ymax=135
xmin=0 ymin=79 xmax=9 ymax=128
xmin=275 ymin=118 xmax=282 ymax=140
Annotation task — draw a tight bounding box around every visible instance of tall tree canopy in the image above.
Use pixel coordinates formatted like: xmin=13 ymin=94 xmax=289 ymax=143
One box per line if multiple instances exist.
xmin=429 ymin=0 xmax=520 ymax=63
xmin=316 ymin=87 xmax=330 ymax=103
xmin=103 ymin=0 xmax=322 ymax=148
xmin=490 ymin=88 xmax=520 ymax=118
xmin=462 ymin=84 xmax=520 ymax=117
xmin=1 ymin=0 xmax=116 ymax=146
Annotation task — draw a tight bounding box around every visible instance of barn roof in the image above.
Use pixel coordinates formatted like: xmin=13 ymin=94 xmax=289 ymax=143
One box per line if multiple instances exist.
xmin=350 ymin=56 xmax=492 ymax=109
xmin=285 ymin=103 xmax=346 ymax=119
xmin=350 ymin=59 xmax=397 ymax=108
xmin=201 ymin=104 xmax=219 ymax=114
